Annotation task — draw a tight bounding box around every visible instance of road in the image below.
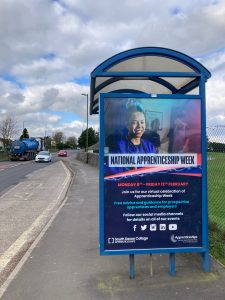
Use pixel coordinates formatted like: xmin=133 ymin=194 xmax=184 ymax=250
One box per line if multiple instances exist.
xmin=0 ymin=150 xmax=77 ymax=197
xmin=0 ymin=161 xmax=52 ymax=197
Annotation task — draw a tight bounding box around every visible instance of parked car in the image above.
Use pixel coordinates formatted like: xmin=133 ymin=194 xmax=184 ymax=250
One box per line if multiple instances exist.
xmin=35 ymin=151 xmax=52 ymax=163
xmin=58 ymin=150 xmax=67 ymax=157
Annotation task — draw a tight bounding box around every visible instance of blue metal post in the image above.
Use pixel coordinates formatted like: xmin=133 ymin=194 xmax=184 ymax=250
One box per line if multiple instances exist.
xmin=169 ymin=253 xmax=176 ymax=276
xmin=129 ymin=254 xmax=135 ymax=279
xmin=203 ymin=251 xmax=210 ymax=272
xmin=199 ymin=75 xmax=210 ymax=272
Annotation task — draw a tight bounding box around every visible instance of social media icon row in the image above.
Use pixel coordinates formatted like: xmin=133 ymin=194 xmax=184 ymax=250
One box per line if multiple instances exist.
xmin=133 ymin=224 xmax=177 ymax=231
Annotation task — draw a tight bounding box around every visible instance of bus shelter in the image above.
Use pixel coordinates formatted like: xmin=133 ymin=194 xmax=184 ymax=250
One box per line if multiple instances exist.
xmin=90 ymin=47 xmax=211 ymax=277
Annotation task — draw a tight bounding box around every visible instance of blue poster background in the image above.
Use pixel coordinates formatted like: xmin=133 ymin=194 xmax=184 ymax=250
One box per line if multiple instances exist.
xmin=104 ymin=170 xmax=202 ymax=250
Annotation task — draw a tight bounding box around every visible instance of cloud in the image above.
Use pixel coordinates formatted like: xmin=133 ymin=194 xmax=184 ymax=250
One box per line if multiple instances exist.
xmin=197 ymin=49 xmax=225 ymax=126
xmin=0 ymin=0 xmax=58 ymax=74
xmin=0 ymin=0 xmax=225 ymax=139
xmin=0 ymin=80 xmax=93 ymax=137
xmin=61 ymin=0 xmax=225 ymax=56
xmin=206 ymin=76 xmax=225 ymax=125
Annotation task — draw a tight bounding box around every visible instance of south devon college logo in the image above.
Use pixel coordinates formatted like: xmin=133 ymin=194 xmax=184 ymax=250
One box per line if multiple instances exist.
xmin=108 ymin=238 xmax=114 ymax=244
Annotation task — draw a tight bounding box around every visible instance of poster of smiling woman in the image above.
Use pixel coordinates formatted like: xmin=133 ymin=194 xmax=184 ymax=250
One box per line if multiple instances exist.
xmin=100 ymin=95 xmax=202 ymax=254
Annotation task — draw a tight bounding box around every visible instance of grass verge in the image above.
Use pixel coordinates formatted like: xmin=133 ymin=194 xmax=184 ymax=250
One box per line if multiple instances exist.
xmin=0 ymin=153 xmax=9 ymax=162
xmin=208 ymin=151 xmax=225 ymax=264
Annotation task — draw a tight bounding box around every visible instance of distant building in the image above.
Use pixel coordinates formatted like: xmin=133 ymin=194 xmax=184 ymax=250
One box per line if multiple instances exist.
xmin=88 ymin=142 xmax=99 ymax=153
xmin=0 ymin=138 xmax=4 ymax=150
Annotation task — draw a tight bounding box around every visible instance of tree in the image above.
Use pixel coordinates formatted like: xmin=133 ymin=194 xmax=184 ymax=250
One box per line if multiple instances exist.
xmin=206 ymin=135 xmax=209 ymax=151
xmin=78 ymin=127 xmax=99 ymax=149
xmin=52 ymin=131 xmax=66 ymax=150
xmin=44 ymin=136 xmax=52 ymax=150
xmin=20 ymin=128 xmax=29 ymax=140
xmin=208 ymin=142 xmax=225 ymax=152
xmin=57 ymin=142 xmax=65 ymax=150
xmin=0 ymin=116 xmax=17 ymax=149
xmin=53 ymin=131 xmax=65 ymax=144
xmin=66 ymin=136 xmax=77 ymax=149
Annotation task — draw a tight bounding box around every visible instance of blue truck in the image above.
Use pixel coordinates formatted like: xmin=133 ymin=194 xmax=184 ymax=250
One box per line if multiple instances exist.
xmin=9 ymin=138 xmax=39 ymax=161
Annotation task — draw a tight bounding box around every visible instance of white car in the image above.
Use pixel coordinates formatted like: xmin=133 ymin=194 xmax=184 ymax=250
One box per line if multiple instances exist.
xmin=35 ymin=151 xmax=52 ymax=163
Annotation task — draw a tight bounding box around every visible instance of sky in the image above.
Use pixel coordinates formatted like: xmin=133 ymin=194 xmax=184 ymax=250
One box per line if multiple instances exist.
xmin=0 ymin=0 xmax=225 ymax=140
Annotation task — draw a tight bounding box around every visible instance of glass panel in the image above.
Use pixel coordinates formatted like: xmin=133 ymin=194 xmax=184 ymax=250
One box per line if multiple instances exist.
xmin=107 ymin=56 xmax=194 ymax=73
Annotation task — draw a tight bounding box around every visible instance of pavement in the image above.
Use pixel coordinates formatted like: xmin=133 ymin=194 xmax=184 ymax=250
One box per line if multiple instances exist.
xmin=0 ymin=161 xmax=71 ymax=288
xmin=0 ymin=157 xmax=225 ymax=299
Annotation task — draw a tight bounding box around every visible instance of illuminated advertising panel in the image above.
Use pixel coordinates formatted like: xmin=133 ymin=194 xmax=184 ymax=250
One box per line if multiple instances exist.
xmin=100 ymin=95 xmax=203 ymax=254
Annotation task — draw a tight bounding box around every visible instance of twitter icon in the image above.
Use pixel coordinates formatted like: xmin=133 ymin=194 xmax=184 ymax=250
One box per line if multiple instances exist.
xmin=141 ymin=225 xmax=147 ymax=231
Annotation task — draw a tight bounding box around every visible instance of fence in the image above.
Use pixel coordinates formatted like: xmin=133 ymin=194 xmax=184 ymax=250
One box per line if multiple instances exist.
xmin=207 ymin=125 xmax=225 ymax=265
xmin=76 ymin=129 xmax=225 ymax=265
xmin=0 ymin=151 xmax=8 ymax=161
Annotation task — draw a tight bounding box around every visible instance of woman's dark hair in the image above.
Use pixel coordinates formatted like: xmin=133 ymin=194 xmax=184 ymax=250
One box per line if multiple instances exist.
xmin=126 ymin=104 xmax=145 ymax=125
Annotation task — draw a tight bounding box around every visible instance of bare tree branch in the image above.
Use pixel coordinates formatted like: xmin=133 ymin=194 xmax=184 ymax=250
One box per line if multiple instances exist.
xmin=0 ymin=116 xmax=18 ymax=148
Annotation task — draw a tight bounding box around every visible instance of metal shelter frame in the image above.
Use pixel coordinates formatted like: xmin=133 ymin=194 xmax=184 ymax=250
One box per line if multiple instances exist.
xmin=91 ymin=47 xmax=211 ymax=277
xmin=90 ymin=47 xmax=211 ymax=114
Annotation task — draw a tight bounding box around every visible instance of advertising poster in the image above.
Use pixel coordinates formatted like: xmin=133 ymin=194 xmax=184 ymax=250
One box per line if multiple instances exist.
xmin=101 ymin=96 xmax=203 ymax=253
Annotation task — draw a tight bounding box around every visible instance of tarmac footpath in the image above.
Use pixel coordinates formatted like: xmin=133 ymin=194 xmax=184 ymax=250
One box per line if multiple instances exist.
xmin=1 ymin=159 xmax=225 ymax=299
xmin=0 ymin=161 xmax=71 ymax=288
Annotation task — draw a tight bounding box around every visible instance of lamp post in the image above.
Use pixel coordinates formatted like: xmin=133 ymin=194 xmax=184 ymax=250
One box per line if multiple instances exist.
xmin=81 ymin=93 xmax=89 ymax=163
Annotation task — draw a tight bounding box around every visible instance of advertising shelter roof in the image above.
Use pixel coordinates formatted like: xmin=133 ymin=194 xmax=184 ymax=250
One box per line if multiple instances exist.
xmin=90 ymin=47 xmax=211 ymax=114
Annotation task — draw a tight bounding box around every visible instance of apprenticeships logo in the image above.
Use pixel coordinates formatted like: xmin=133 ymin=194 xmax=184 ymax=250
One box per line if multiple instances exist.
xmin=170 ymin=234 xmax=177 ymax=243
xmin=170 ymin=234 xmax=198 ymax=244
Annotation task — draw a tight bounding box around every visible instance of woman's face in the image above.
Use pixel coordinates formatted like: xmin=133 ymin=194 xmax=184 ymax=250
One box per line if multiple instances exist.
xmin=128 ymin=111 xmax=146 ymax=138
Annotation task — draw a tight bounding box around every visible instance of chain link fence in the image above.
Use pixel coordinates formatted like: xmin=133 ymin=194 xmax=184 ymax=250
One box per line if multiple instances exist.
xmin=207 ymin=125 xmax=225 ymax=264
